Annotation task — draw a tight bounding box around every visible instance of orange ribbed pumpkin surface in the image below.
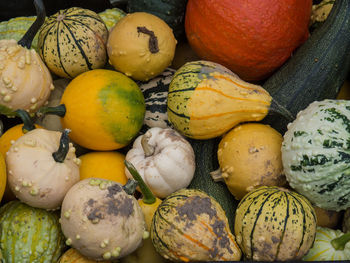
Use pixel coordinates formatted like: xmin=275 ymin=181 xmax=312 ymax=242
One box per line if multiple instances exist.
xmin=185 ymin=0 xmax=312 ymax=81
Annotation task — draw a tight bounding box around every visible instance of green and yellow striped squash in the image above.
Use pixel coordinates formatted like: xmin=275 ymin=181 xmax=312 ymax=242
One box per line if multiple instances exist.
xmin=151 ymin=188 xmax=242 ymax=262
xmin=234 ymin=186 xmax=317 ymax=261
xmin=167 ymin=60 xmax=272 ymax=139
xmin=0 ymin=200 xmax=66 ymax=263
xmin=37 ymin=7 xmax=109 ymax=79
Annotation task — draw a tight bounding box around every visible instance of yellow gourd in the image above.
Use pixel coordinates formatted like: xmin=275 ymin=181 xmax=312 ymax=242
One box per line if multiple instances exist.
xmin=0 ymin=152 xmax=6 ymax=202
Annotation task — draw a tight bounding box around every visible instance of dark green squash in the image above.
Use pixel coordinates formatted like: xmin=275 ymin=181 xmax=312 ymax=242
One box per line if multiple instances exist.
xmin=263 ymin=0 xmax=350 ymax=134
xmin=126 ymin=0 xmax=187 ymax=39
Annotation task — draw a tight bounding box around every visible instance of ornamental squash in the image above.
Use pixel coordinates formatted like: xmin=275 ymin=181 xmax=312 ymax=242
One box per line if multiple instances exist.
xmin=59 ymin=248 xmax=111 ymax=263
xmin=235 ymin=186 xmax=317 ymax=261
xmin=38 ymin=7 xmax=108 ymax=79
xmin=282 ymin=99 xmax=350 ymax=211
xmin=107 ymin=12 xmax=177 ymax=81
xmin=167 ymin=60 xmax=273 ymax=139
xmin=0 ymin=152 xmax=6 ymax=202
xmin=185 ymin=0 xmax=312 ymax=81
xmin=151 ymin=188 xmax=242 ymax=262
xmin=0 ymin=200 xmax=66 ymax=263
xmin=98 ymin=8 xmax=126 ymax=31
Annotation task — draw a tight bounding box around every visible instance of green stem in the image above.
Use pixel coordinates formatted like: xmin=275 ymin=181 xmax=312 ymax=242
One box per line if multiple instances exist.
xmin=331 ymin=232 xmax=350 ymax=250
xmin=36 ymin=104 xmax=66 ymax=118
xmin=15 ymin=109 xmax=35 ymax=133
xmin=124 ymin=160 xmax=156 ymax=204
xmin=18 ymin=0 xmax=46 ymax=49
xmin=123 ymin=179 xmax=138 ymax=195
xmin=52 ymin=129 xmax=70 ymax=163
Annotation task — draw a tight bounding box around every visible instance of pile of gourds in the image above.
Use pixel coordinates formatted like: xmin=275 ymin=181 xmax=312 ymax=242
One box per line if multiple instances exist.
xmin=0 ymin=0 xmax=349 ymax=262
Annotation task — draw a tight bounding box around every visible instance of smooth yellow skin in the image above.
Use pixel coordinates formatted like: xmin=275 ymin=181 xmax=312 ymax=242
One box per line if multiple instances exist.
xmin=218 ymin=123 xmax=285 ymax=200
xmin=0 ymin=152 xmax=6 ymax=202
xmin=79 ymin=151 xmax=128 ymax=185
xmin=138 ymin=197 xmax=162 ymax=230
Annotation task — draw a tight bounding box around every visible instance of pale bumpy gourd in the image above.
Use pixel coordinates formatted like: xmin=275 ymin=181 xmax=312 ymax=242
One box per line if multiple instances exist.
xmin=125 ymin=127 xmax=195 ymax=198
xmin=60 ymin=178 xmax=147 ymax=261
xmin=282 ymin=99 xmax=350 ymax=211
xmin=6 ymin=128 xmax=80 ymax=210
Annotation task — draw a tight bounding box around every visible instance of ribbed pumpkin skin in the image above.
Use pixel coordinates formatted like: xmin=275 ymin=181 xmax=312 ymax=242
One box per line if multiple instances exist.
xmin=185 ymin=0 xmax=312 ymax=81
xmin=38 ymin=7 xmax=108 ymax=79
xmin=167 ymin=60 xmax=271 ymax=139
xmin=151 ymin=188 xmax=241 ymax=262
xmin=234 ymin=186 xmax=317 ymax=261
xmin=0 ymin=200 xmax=66 ymax=263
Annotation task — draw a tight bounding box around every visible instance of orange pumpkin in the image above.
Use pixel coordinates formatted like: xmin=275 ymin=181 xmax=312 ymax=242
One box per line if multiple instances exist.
xmin=185 ymin=0 xmax=312 ymax=81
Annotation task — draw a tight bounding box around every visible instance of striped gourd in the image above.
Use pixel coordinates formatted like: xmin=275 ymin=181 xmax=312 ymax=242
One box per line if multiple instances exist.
xmin=234 ymin=186 xmax=317 ymax=261
xmin=151 ymin=188 xmax=242 ymax=262
xmin=140 ymin=68 xmax=175 ymax=132
xmin=0 ymin=200 xmax=66 ymax=263
xmin=167 ymin=60 xmax=272 ymax=139
xmin=37 ymin=7 xmax=108 ymax=79
xmin=282 ymin=99 xmax=350 ymax=211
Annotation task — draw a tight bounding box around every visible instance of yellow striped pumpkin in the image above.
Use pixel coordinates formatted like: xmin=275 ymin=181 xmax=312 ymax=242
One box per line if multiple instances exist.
xmin=150 ymin=188 xmax=242 ymax=262
xmin=37 ymin=7 xmax=108 ymax=79
xmin=167 ymin=60 xmax=272 ymax=139
xmin=234 ymin=186 xmax=317 ymax=261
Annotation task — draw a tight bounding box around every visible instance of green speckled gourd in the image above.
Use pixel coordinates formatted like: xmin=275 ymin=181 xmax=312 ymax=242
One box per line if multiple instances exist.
xmin=235 ymin=186 xmax=317 ymax=261
xmin=282 ymin=99 xmax=350 ymax=211
xmin=97 ymin=8 xmax=126 ymax=30
xmin=0 ymin=200 xmax=66 ymax=263
xmin=37 ymin=7 xmax=108 ymax=79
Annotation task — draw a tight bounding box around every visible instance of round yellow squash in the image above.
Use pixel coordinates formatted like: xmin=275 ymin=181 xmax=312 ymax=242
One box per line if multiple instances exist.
xmin=107 ymin=12 xmax=177 ymax=81
xmin=60 ymin=69 xmax=145 ymax=150
xmin=214 ymin=123 xmax=286 ymax=200
xmin=79 ymin=151 xmax=128 ymax=185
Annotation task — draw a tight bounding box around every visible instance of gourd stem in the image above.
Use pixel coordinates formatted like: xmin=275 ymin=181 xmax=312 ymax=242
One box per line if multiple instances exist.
xmin=18 ymin=0 xmax=46 ymax=49
xmin=137 ymin=27 xmax=159 ymax=53
xmin=124 ymin=160 xmax=156 ymax=204
xmin=123 ymin=179 xmax=138 ymax=195
xmin=15 ymin=109 xmax=35 ymax=133
xmin=141 ymin=132 xmax=155 ymax=157
xmin=210 ymin=169 xmax=225 ymax=182
xmin=36 ymin=104 xmax=66 ymax=118
xmin=269 ymin=98 xmax=295 ymax=122
xmin=331 ymin=232 xmax=350 ymax=250
xmin=52 ymin=129 xmax=70 ymax=163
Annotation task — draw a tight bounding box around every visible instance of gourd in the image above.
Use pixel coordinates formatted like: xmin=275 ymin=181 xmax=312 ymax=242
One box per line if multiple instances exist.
xmin=59 ymin=248 xmax=111 ymax=263
xmin=303 ymin=226 xmax=350 ymax=261
xmin=310 ymin=0 xmax=334 ymax=27
xmin=211 ymin=123 xmax=286 ymax=200
xmin=282 ymin=99 xmax=350 ymax=211
xmin=343 ymin=208 xmax=350 ymax=233
xmin=263 ymin=0 xmax=350 ymax=134
xmin=151 ymin=188 xmax=242 ymax=262
xmin=0 ymin=0 xmax=53 ymax=114
xmin=126 ymin=0 xmax=187 ymax=39
xmin=107 ymin=12 xmax=177 ymax=81
xmin=38 ymin=7 xmax=108 ymax=79
xmin=98 ymin=8 xmax=126 ymax=31
xmin=314 ymin=205 xmax=341 ymax=229
xmin=0 ymin=152 xmax=6 ymax=202
xmin=235 ymin=186 xmax=317 ymax=261
xmin=125 ymin=127 xmax=195 ymax=198
xmin=60 ymin=178 xmax=147 ymax=261
xmin=140 ymin=68 xmax=175 ymax=132
xmin=6 ymin=128 xmax=80 ymax=210
xmin=0 ymin=200 xmax=66 ymax=263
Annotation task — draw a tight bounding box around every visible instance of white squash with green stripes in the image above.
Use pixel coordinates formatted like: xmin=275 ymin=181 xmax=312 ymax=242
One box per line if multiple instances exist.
xmin=282 ymin=99 xmax=350 ymax=211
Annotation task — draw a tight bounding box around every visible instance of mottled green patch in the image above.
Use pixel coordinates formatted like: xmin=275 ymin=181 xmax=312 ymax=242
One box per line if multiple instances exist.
xmin=323 ymin=139 xmax=343 ymax=148
xmin=294 ymin=131 xmax=307 ymax=137
xmin=0 ymin=104 xmax=16 ymax=116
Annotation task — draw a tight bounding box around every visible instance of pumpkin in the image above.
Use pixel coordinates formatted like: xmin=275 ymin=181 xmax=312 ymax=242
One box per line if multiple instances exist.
xmin=140 ymin=68 xmax=175 ymax=132
xmin=167 ymin=60 xmax=273 ymax=139
xmin=235 ymin=186 xmax=317 ymax=261
xmin=38 ymin=7 xmax=108 ymax=79
xmin=79 ymin=151 xmax=128 ymax=185
xmin=303 ymin=226 xmax=350 ymax=261
xmin=0 ymin=200 xmax=66 ymax=263
xmin=39 ymin=69 xmax=145 ymax=151
xmin=125 ymin=127 xmax=195 ymax=198
xmin=151 ymin=188 xmax=242 ymax=261
xmin=126 ymin=0 xmax=187 ymax=39
xmin=60 ymin=178 xmax=147 ymax=261
xmin=282 ymin=99 xmax=350 ymax=211
xmin=211 ymin=123 xmax=286 ymax=200
xmin=0 ymin=0 xmax=53 ymax=115
xmin=107 ymin=12 xmax=177 ymax=81
xmin=59 ymin=248 xmax=111 ymax=263
xmin=6 ymin=128 xmax=80 ymax=210
xmin=98 ymin=7 xmax=126 ymax=31
xmin=185 ymin=0 xmax=312 ymax=81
